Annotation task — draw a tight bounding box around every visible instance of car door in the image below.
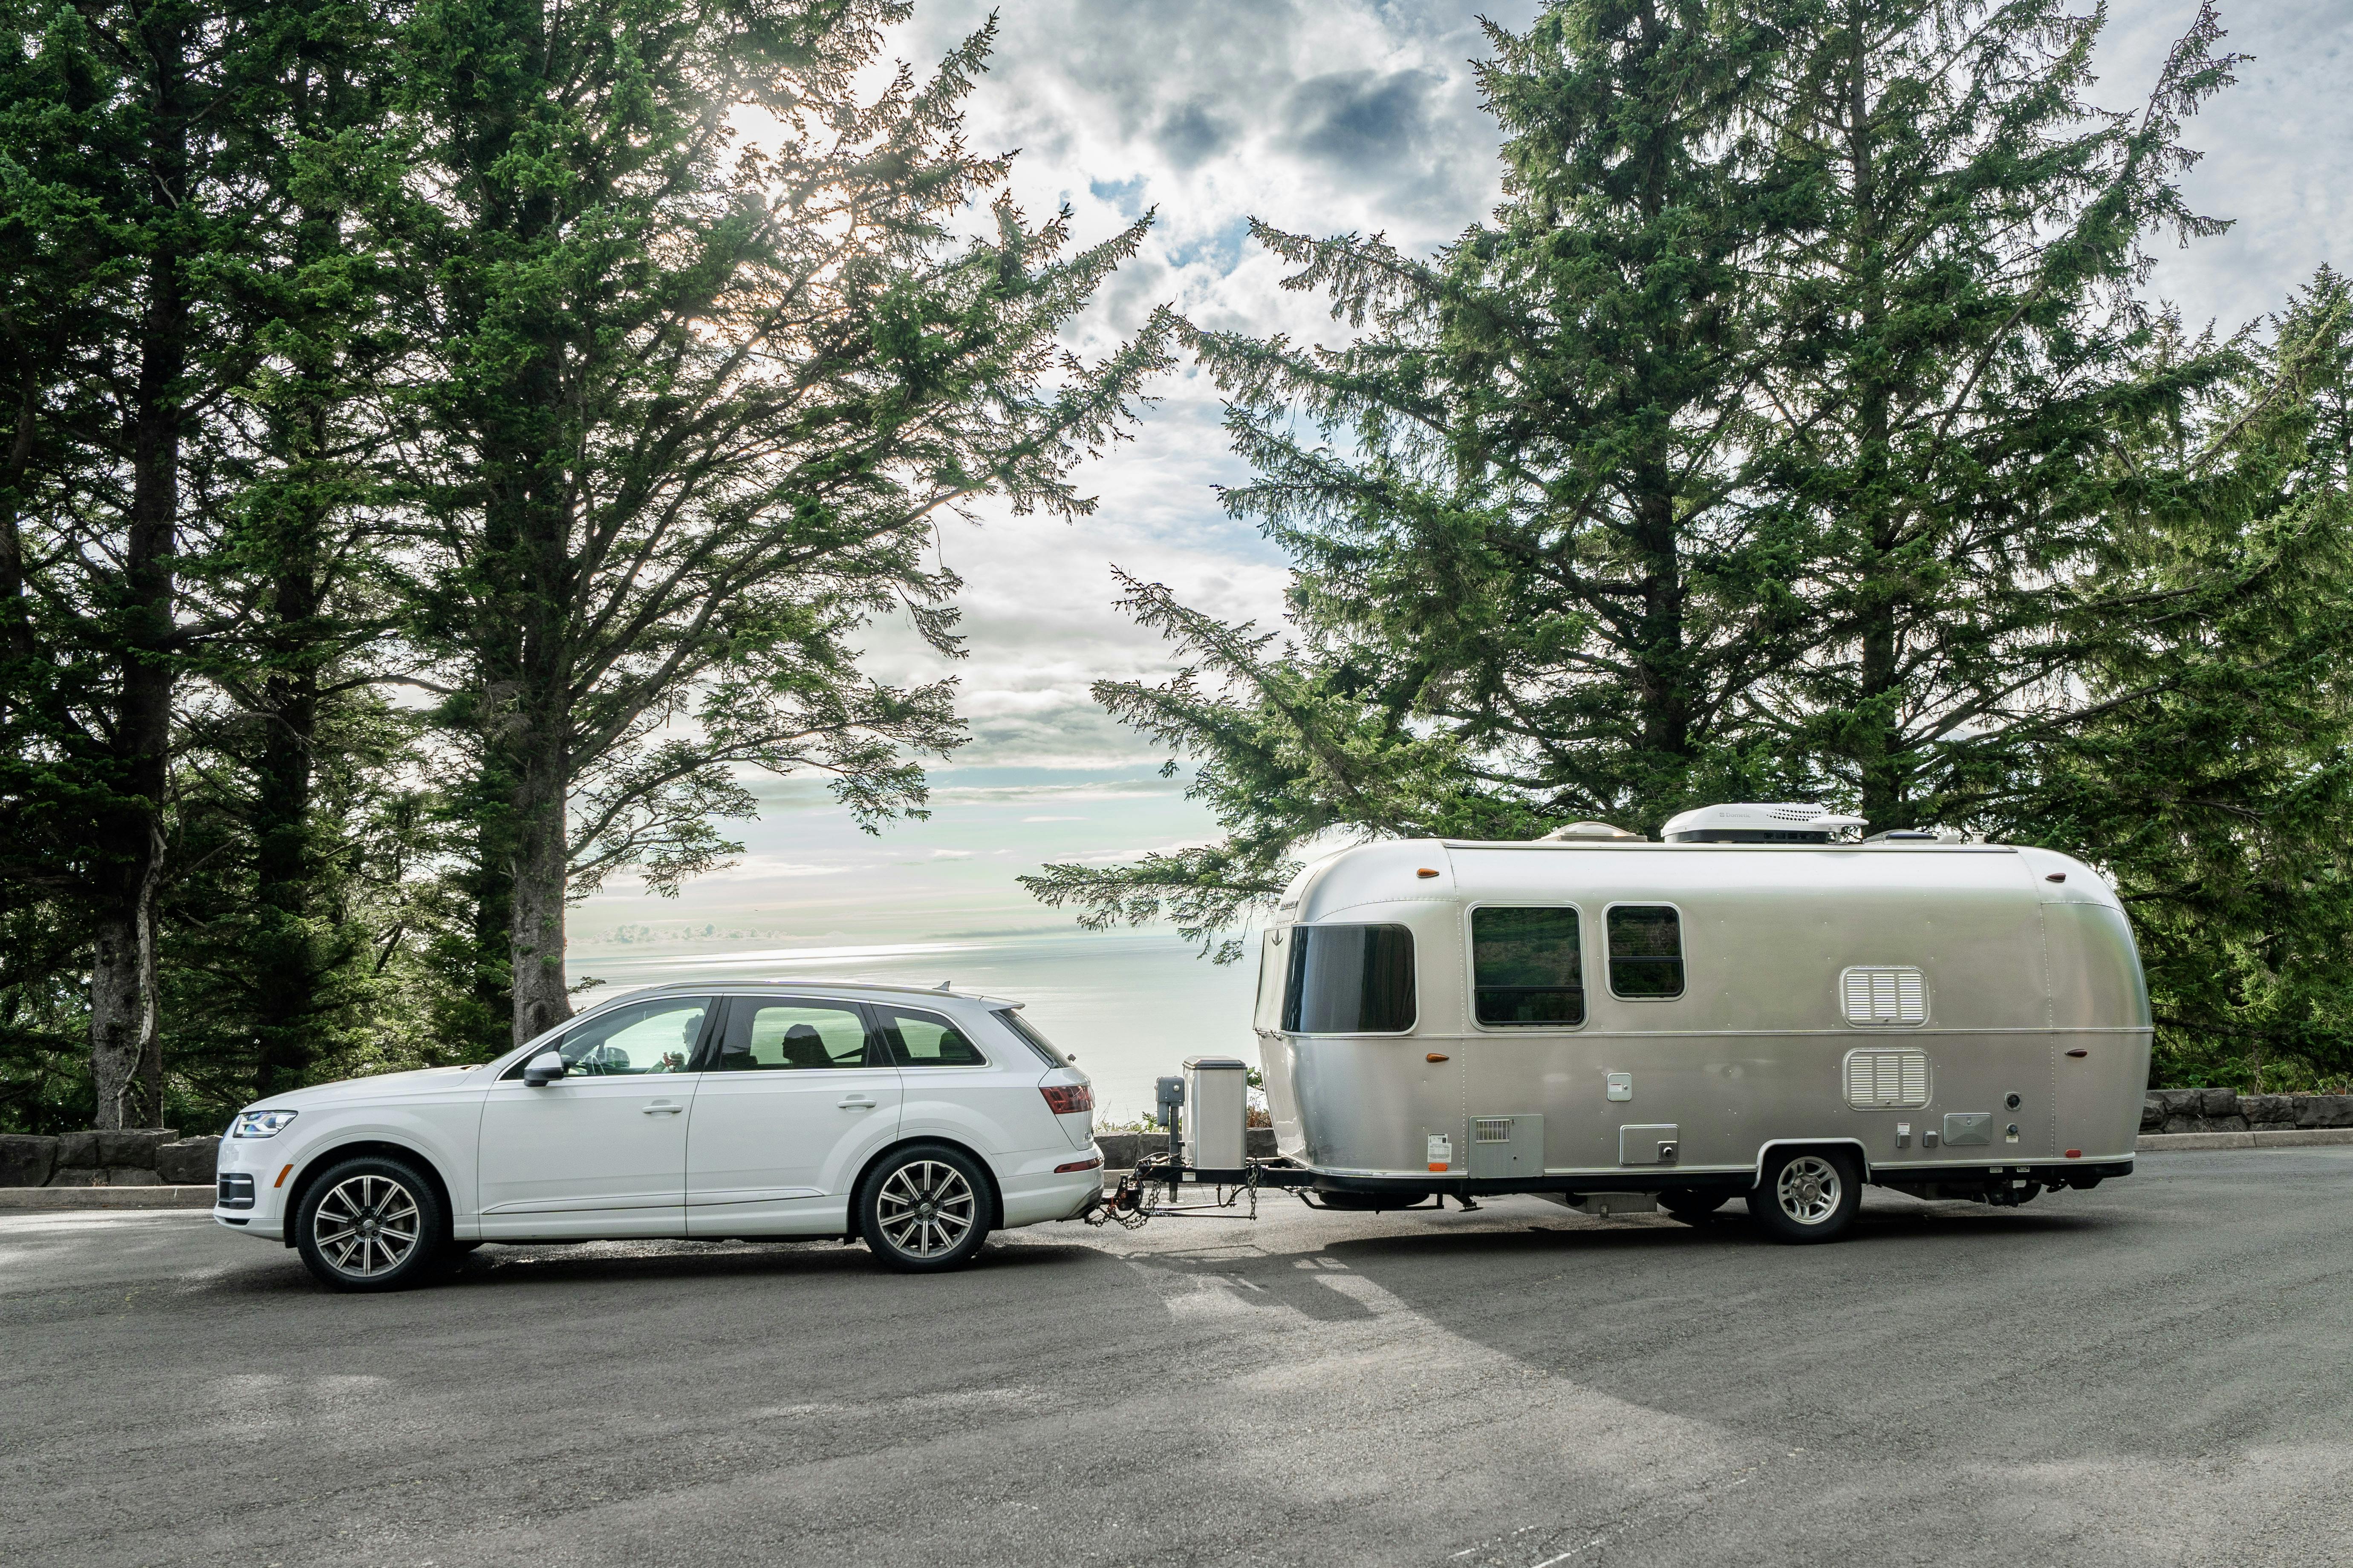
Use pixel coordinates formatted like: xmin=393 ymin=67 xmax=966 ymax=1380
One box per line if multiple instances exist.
xmin=474 ymin=994 xmax=715 ymax=1239
xmin=684 ymin=996 xmax=902 ymax=1236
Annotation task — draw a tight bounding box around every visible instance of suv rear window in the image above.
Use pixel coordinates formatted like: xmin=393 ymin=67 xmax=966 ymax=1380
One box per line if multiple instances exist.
xmin=877 ymin=1006 xmax=990 ymax=1067
xmin=995 ymin=1009 xmax=1066 ymax=1066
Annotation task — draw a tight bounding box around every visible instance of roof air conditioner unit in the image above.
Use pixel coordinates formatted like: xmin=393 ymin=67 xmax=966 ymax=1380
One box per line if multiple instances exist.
xmin=1658 ymin=802 xmax=1867 ymax=844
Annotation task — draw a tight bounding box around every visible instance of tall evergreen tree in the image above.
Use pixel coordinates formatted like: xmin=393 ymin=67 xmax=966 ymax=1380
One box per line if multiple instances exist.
xmin=396 ymin=0 xmax=1167 ymax=1047
xmin=2011 ymin=273 xmax=2353 ymax=1086
xmin=1027 ymin=0 xmax=1813 ymax=948
xmin=0 ymin=0 xmax=269 ymax=1126
xmin=1745 ymin=0 xmax=2241 ymax=830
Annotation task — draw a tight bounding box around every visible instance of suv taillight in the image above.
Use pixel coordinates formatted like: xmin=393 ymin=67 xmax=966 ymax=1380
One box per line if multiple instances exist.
xmin=1040 ymin=1084 xmax=1093 ymax=1115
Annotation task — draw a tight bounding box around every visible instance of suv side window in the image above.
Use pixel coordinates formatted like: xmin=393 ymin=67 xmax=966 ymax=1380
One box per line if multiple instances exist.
xmin=878 ymin=1006 xmax=989 ymax=1068
xmin=504 ymin=996 xmax=711 ymax=1079
xmin=713 ymin=999 xmax=878 ymax=1071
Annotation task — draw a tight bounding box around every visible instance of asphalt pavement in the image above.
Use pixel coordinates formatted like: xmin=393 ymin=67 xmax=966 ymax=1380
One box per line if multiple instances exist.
xmin=5 ymin=1148 xmax=2350 ymax=1567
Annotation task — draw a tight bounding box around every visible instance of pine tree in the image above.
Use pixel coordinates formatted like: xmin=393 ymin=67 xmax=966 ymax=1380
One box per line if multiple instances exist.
xmin=0 ymin=0 xmax=271 ymax=1127
xmin=395 ymin=1 xmax=1168 ymax=1046
xmin=1744 ymin=0 xmax=2240 ymax=829
xmin=2008 ymin=273 xmax=2353 ymax=1086
xmin=1027 ymin=0 xmax=1816 ymax=948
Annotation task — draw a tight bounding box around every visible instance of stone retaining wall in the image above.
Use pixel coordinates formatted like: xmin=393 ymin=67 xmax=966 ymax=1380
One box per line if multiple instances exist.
xmin=1095 ymin=1126 xmax=1277 ymax=1170
xmin=0 ymin=1130 xmax=220 ymax=1189
xmin=2142 ymin=1090 xmax=2353 ymax=1136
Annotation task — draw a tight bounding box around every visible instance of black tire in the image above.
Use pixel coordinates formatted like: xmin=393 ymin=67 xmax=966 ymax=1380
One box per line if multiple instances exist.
xmin=293 ymin=1155 xmax=447 ymax=1291
xmin=1658 ymin=1189 xmax=1730 ymax=1223
xmin=1747 ymin=1146 xmax=1862 ymax=1244
xmin=858 ymin=1143 xmax=993 ymax=1274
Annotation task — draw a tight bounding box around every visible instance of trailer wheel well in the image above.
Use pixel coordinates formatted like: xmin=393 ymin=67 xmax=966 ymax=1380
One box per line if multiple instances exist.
xmin=281 ymin=1141 xmax=455 ymax=1248
xmin=1750 ymin=1138 xmax=1872 ymax=1185
xmin=842 ymin=1137 xmax=1002 ymax=1244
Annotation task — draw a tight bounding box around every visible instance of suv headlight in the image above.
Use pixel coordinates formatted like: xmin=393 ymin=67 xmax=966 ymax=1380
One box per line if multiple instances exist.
xmin=230 ymin=1109 xmax=299 ymax=1139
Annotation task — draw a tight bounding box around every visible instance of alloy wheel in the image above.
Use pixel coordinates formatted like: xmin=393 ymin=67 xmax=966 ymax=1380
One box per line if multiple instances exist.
xmin=312 ymin=1173 xmax=422 ymax=1278
xmin=875 ymin=1160 xmax=977 ymax=1258
xmin=1775 ymin=1154 xmax=1843 ymax=1225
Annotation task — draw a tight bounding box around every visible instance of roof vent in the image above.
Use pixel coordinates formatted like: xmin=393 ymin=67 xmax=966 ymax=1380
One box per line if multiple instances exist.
xmin=1659 ymin=802 xmax=1867 ymax=844
xmin=1536 ymin=821 xmax=1644 ymax=842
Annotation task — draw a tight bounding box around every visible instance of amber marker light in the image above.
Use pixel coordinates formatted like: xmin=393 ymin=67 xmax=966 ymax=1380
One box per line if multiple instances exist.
xmin=1416 ymin=867 xmax=1439 ymax=879
xmin=274 ymin=1165 xmax=293 ymax=1188
xmin=1426 ymin=1053 xmax=1450 ymax=1063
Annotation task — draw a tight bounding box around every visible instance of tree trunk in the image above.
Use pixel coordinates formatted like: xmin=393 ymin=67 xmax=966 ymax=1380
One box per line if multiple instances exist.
xmin=1841 ymin=0 xmax=1908 ymax=833
xmin=90 ymin=22 xmax=188 ymax=1129
xmin=507 ymin=720 xmax=572 ymax=1043
xmin=249 ymin=547 xmax=321 ymax=1099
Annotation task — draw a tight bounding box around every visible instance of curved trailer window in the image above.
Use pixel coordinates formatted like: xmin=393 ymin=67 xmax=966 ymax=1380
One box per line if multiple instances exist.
xmin=1282 ymin=924 xmax=1416 ymax=1033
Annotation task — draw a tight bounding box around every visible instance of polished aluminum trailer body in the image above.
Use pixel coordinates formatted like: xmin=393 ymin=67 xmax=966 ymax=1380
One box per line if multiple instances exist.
xmin=1252 ymin=838 xmax=2148 ymax=1194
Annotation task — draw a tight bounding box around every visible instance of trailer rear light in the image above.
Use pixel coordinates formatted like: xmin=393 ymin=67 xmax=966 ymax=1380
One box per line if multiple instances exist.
xmin=2065 ymin=1149 xmax=2082 ymax=1158
xmin=1040 ymin=1084 xmax=1094 ymax=1115
xmin=1054 ymin=1156 xmax=1104 ymax=1173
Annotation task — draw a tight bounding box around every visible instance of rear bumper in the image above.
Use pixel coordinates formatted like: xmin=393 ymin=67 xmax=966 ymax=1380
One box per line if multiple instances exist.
xmin=998 ymin=1150 xmax=1104 ymax=1227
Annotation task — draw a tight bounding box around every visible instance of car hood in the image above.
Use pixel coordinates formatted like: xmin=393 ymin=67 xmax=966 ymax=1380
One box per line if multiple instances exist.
xmin=250 ymin=1066 xmax=480 ymax=1112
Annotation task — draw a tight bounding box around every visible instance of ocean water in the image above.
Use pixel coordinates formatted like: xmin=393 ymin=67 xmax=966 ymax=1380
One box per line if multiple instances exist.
xmin=569 ymin=928 xmax=1261 ymax=1124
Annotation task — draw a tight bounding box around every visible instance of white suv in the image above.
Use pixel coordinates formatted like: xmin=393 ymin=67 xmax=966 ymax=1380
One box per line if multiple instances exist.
xmin=212 ymin=982 xmax=1103 ymax=1290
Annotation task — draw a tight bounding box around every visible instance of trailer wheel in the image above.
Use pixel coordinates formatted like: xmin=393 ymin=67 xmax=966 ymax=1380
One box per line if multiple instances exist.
xmin=1749 ymin=1147 xmax=1861 ymax=1244
xmin=1658 ymin=1190 xmax=1728 ymax=1223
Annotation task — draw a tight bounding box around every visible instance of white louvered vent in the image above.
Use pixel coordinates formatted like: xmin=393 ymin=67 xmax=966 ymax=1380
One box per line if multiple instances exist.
xmin=1843 ymin=1048 xmax=1931 ymax=1108
xmin=1472 ymin=1117 xmax=1515 ymax=1144
xmin=1840 ymin=966 xmax=1929 ymax=1026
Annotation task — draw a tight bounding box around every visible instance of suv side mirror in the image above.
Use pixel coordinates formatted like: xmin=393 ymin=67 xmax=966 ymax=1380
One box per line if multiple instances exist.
xmin=522 ymin=1050 xmax=567 ymax=1087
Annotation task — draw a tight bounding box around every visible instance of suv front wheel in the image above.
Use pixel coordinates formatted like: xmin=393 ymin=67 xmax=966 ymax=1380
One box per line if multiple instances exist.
xmin=294 ymin=1155 xmax=447 ymax=1291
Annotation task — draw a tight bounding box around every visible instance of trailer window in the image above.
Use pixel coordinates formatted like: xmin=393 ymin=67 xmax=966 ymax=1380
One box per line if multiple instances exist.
xmin=1282 ymin=924 xmax=1416 ymax=1033
xmin=1606 ymin=905 xmax=1684 ymax=998
xmin=1253 ymin=928 xmax=1290 ymax=1031
xmin=1471 ymin=908 xmax=1585 ymax=1025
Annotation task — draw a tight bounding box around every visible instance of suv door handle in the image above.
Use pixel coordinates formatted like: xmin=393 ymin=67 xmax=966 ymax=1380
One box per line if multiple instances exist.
xmin=837 ymin=1095 xmax=876 ymax=1110
xmin=641 ymin=1101 xmax=684 ymax=1116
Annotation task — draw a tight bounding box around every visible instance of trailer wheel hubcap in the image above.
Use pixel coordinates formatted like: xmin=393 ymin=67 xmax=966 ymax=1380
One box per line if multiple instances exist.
xmin=1776 ymin=1156 xmax=1842 ymax=1225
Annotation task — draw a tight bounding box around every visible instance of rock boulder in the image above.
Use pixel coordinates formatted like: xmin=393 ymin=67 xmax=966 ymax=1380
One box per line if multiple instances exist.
xmin=154 ymin=1137 xmax=219 ymax=1185
xmin=0 ymin=1134 xmax=58 ymax=1187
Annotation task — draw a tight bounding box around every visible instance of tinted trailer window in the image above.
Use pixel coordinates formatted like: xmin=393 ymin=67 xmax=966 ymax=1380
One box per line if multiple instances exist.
xmin=1606 ymin=905 xmax=1685 ymax=998
xmin=1283 ymin=924 xmax=1416 ymax=1033
xmin=1472 ymin=906 xmax=1585 ymax=1025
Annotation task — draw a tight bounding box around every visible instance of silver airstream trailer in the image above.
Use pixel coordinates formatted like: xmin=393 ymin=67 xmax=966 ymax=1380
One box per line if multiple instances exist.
xmin=1224 ymin=805 xmax=2149 ymax=1242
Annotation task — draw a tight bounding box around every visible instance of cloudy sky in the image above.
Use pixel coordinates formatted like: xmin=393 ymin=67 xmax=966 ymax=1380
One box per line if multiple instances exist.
xmin=572 ymin=0 xmax=2353 ymax=965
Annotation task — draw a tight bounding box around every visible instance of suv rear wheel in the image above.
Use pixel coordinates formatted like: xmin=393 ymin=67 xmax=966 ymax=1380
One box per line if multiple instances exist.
xmin=294 ymin=1155 xmax=447 ymax=1291
xmin=859 ymin=1144 xmax=992 ymax=1273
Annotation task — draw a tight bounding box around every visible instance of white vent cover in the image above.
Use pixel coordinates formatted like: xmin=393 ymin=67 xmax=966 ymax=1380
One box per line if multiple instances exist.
xmin=1844 ymin=1048 xmax=1931 ymax=1108
xmin=1472 ymin=1116 xmax=1516 ymax=1144
xmin=1841 ymin=966 xmax=1928 ymax=1026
